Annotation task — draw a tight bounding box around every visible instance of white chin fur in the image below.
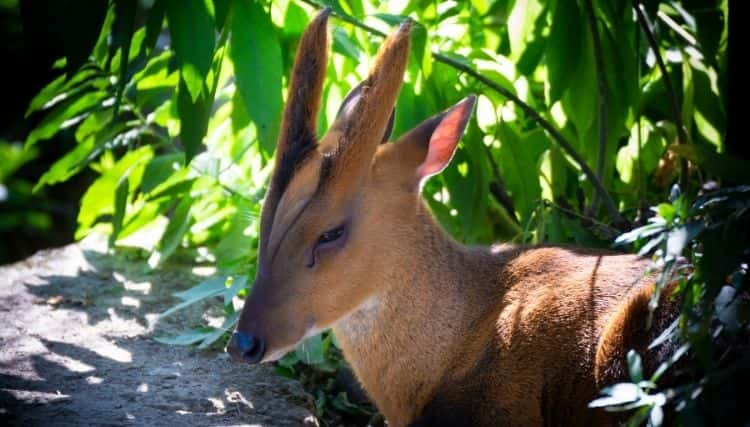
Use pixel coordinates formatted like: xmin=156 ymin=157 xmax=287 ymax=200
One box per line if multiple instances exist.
xmin=261 ymin=324 xmax=325 ymax=363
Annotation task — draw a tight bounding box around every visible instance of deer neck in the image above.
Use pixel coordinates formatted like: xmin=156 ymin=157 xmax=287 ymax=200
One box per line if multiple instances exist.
xmin=333 ymin=202 xmax=502 ymax=426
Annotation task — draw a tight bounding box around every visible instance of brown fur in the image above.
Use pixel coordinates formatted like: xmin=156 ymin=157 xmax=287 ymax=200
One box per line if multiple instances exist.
xmin=233 ymin=12 xmax=679 ymax=426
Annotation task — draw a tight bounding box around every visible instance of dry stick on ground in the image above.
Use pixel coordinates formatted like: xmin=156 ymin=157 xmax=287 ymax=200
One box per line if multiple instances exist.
xmin=298 ymin=0 xmax=625 ymax=225
xmin=583 ymin=0 xmax=609 ymax=215
xmin=633 ymin=0 xmax=689 ymax=190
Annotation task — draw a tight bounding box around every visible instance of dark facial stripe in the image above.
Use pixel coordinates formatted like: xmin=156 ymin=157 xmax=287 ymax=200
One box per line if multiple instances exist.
xmin=265 ymin=152 xmax=335 ymax=268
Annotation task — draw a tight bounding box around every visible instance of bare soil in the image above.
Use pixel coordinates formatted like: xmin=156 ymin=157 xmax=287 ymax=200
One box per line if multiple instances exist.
xmin=0 ymin=237 xmax=318 ymax=426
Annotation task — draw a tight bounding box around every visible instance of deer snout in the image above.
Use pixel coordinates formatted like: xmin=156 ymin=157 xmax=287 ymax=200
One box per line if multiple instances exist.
xmin=226 ymin=331 xmax=266 ymax=364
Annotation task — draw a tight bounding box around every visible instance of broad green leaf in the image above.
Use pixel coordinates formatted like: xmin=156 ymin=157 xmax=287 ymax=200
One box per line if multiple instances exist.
xmin=34 ymin=138 xmax=96 ymax=192
xmin=109 ymin=176 xmax=129 ymax=247
xmin=230 ymin=0 xmax=283 ymax=156
xmin=110 ymin=0 xmax=137 ymax=117
xmin=282 ymin=0 xmax=310 ymax=37
xmin=507 ymin=0 xmax=544 ymax=61
xmin=175 ymin=275 xmax=228 ymax=302
xmin=681 ymin=56 xmax=695 ymax=136
xmin=332 ymin=27 xmax=362 ymax=61
xmin=215 ymin=198 xmax=257 ymax=268
xmin=26 ymin=68 xmax=105 ymax=117
xmin=223 ymin=275 xmax=248 ymax=306
xmin=627 ymin=350 xmax=644 ymax=382
xmin=76 ymin=146 xmax=154 ymax=238
xmin=198 ymin=311 xmax=240 ymax=349
xmin=154 ymin=327 xmax=216 ymax=345
xmin=0 ymin=141 xmax=37 ymax=183
xmin=669 ymin=144 xmax=750 ymax=183
xmin=142 ymin=1 xmax=165 ymax=56
xmin=496 ymin=122 xmax=544 ymax=221
xmin=296 ymin=334 xmax=326 ymax=365
xmin=616 ymin=119 xmax=667 ymax=186
xmin=177 ymin=77 xmax=211 ymax=162
xmin=141 ymin=153 xmax=185 ymax=194
xmin=588 ymin=383 xmax=641 ymax=408
xmin=149 ymin=194 xmax=193 ymax=267
xmin=25 ymin=91 xmax=109 ymax=149
xmin=165 ymin=0 xmax=216 ymax=101
xmin=545 ymin=0 xmax=584 ymax=103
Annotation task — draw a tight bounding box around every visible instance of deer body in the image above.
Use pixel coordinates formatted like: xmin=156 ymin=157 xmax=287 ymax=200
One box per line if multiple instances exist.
xmin=332 ymin=199 xmax=666 ymax=426
xmin=227 ymin=10 xmax=677 ymax=426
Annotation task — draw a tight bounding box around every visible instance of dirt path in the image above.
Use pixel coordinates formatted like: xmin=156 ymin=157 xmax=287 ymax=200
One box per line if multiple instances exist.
xmin=0 ymin=237 xmax=318 ymax=426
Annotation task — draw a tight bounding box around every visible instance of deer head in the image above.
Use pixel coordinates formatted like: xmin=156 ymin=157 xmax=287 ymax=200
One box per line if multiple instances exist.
xmin=227 ymin=9 xmax=476 ymax=364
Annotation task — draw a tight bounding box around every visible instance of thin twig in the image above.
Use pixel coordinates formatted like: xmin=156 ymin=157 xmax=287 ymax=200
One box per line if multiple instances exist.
xmin=481 ymin=141 xmax=518 ymax=222
xmin=584 ymin=0 xmax=608 ymax=214
xmin=297 ymin=0 xmax=624 ymax=224
xmin=633 ymin=0 xmax=688 ymax=190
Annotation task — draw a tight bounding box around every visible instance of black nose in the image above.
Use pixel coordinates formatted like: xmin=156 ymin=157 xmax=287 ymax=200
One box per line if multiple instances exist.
xmin=227 ymin=332 xmax=266 ymax=364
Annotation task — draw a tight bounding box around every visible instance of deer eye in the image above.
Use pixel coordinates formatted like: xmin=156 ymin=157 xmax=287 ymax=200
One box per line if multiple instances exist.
xmin=317 ymin=226 xmax=345 ymax=245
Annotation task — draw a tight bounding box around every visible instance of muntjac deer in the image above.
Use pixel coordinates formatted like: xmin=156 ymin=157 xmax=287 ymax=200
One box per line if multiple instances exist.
xmin=227 ymin=10 xmax=678 ymax=426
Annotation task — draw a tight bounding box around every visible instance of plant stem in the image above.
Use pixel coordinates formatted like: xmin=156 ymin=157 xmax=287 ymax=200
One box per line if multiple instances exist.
xmin=583 ymin=0 xmax=608 ymax=214
xmin=633 ymin=0 xmax=689 ymax=190
xmin=481 ymin=141 xmax=518 ymax=222
xmin=298 ymin=0 xmax=624 ymax=224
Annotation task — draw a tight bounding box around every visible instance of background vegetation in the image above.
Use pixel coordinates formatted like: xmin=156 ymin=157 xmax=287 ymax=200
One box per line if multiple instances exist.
xmin=1 ymin=0 xmax=746 ymax=425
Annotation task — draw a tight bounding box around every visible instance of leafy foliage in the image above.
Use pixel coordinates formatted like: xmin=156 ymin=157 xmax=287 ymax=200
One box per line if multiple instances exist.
xmin=592 ymin=185 xmax=749 ymax=426
xmin=16 ymin=0 xmax=737 ymax=424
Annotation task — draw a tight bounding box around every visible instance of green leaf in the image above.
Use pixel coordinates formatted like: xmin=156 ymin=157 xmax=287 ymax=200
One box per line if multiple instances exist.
xmin=497 ymin=122 xmax=545 ymax=220
xmin=229 ymin=0 xmax=283 ymax=156
xmin=76 ymin=146 xmax=153 ymax=238
xmin=110 ymin=0 xmax=137 ymax=117
xmin=670 ymin=144 xmax=750 ymax=183
xmin=681 ymin=57 xmax=695 ymax=134
xmin=175 ymin=275 xmax=228 ymax=302
xmin=627 ymin=350 xmax=644 ymax=383
xmin=154 ymin=327 xmax=216 ymax=345
xmin=141 ymin=153 xmax=185 ymax=194
xmin=142 ymin=1 xmax=165 ymax=56
xmin=332 ymin=27 xmax=362 ymax=61
xmin=177 ymin=77 xmax=211 ymax=162
xmin=25 ymin=91 xmax=109 ymax=149
xmin=198 ymin=311 xmax=240 ymax=349
xmin=109 ymin=176 xmax=129 ymax=247
xmin=507 ymin=0 xmax=544 ymax=61
xmin=165 ymin=0 xmax=216 ymax=101
xmin=149 ymin=195 xmax=193 ymax=267
xmin=34 ymin=138 xmax=96 ymax=192
xmin=295 ymin=333 xmax=326 ymax=365
xmin=588 ymin=383 xmax=641 ymax=408
xmin=25 ymin=69 xmax=105 ymax=117
xmin=223 ymin=275 xmax=248 ymax=307
xmin=545 ymin=0 xmax=584 ymax=102
xmin=160 ymin=277 xmax=227 ymax=319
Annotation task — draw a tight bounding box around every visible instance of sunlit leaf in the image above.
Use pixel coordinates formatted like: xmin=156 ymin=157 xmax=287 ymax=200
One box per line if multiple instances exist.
xmin=165 ymin=0 xmax=216 ymax=101
xmin=230 ymin=0 xmax=282 ymax=156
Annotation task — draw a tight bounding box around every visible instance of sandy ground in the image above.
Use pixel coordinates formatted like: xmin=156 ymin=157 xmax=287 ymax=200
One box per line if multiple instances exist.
xmin=0 ymin=238 xmax=318 ymax=426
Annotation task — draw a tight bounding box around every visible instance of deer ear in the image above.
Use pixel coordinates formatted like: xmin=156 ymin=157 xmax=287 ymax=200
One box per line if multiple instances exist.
xmin=411 ymin=95 xmax=476 ymax=184
xmin=335 ymin=81 xmax=396 ymax=143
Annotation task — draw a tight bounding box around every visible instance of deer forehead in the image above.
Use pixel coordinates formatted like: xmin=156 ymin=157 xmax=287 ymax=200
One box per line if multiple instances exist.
xmin=267 ymin=153 xmax=325 ymax=254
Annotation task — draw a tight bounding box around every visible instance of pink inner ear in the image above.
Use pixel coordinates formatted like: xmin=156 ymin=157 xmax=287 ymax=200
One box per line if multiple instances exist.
xmin=416 ymin=96 xmax=475 ymax=180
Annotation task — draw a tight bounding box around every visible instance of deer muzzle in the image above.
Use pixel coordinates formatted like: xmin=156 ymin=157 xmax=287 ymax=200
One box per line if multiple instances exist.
xmin=226 ymin=331 xmax=266 ymax=364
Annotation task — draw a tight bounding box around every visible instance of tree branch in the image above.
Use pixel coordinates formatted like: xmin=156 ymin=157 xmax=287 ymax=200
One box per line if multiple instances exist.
xmin=298 ymin=0 xmax=623 ymax=223
xmin=584 ymin=0 xmax=608 ymax=214
xmin=633 ymin=0 xmax=688 ymax=190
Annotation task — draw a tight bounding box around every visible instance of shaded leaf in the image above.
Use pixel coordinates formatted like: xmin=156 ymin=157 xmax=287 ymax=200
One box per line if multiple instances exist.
xmin=229 ymin=0 xmax=283 ymax=156
xmin=165 ymin=0 xmax=216 ymax=101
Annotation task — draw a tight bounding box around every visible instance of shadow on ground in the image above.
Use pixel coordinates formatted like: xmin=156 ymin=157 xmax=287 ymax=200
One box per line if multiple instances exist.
xmin=0 ymin=237 xmax=317 ymax=426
